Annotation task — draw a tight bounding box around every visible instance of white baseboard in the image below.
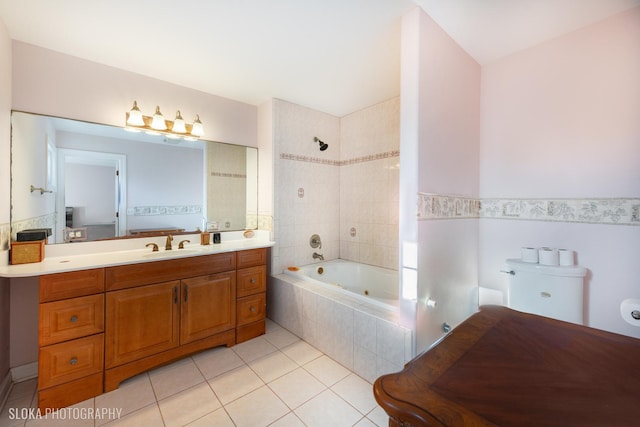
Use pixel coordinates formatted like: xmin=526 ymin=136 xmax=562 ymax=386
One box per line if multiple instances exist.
xmin=0 ymin=370 xmax=12 ymax=413
xmin=11 ymin=362 xmax=38 ymax=383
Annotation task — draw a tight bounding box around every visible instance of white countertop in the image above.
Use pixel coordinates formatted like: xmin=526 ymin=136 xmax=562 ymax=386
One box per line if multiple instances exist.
xmin=0 ymin=232 xmax=274 ymax=278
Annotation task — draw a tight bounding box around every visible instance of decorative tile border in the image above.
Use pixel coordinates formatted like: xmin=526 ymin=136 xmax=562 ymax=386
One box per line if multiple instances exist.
xmin=417 ymin=194 xmax=481 ymax=220
xmin=481 ymin=198 xmax=640 ymax=226
xmin=210 ymin=172 xmax=247 ymax=178
xmin=417 ymin=194 xmax=640 ymax=226
xmin=340 ymin=150 xmax=400 ymax=166
xmin=280 ymin=153 xmax=340 ymax=166
xmin=130 ymin=205 xmax=202 ymax=216
xmin=280 ymin=150 xmax=399 ymax=166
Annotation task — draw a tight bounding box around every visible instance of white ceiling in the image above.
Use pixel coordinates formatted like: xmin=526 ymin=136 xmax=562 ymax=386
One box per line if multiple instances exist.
xmin=1 ymin=0 xmax=638 ymax=117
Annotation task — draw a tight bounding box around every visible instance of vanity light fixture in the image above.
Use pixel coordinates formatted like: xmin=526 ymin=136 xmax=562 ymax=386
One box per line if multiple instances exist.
xmin=125 ymin=101 xmax=205 ymax=140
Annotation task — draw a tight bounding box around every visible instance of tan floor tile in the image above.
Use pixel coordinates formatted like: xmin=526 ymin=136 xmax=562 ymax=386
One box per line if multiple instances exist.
xmin=281 ymin=340 xmax=322 ymax=365
xmin=95 ymin=373 xmax=156 ymax=425
xmin=157 ymin=382 xmax=221 ymax=427
xmin=303 ymin=355 xmax=351 ymax=386
xmin=268 ymin=368 xmax=326 ymax=410
xmin=294 ymin=389 xmax=363 ymax=427
xmin=208 ymin=365 xmax=264 ymax=405
xmin=232 ymin=336 xmax=278 ymax=363
xmin=331 ymin=373 xmax=377 ymax=415
xmin=103 ymin=403 xmax=164 ymax=427
xmin=249 ymin=351 xmax=298 ymax=383
xmin=225 ymin=386 xmax=289 ymax=427
xmin=263 ymin=328 xmax=300 ymax=349
xmin=192 ymin=346 xmax=245 ymax=380
xmin=149 ymin=358 xmax=206 ymax=401
xmin=268 ymin=412 xmax=306 ymax=427
xmin=184 ymin=407 xmax=234 ymax=426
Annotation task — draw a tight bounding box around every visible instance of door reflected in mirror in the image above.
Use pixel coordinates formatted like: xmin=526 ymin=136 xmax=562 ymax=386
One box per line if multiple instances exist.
xmin=10 ymin=111 xmax=258 ymax=244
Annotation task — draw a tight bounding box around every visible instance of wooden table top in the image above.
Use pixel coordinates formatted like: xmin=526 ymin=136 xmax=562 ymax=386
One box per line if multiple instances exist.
xmin=373 ymin=306 xmax=640 ymax=426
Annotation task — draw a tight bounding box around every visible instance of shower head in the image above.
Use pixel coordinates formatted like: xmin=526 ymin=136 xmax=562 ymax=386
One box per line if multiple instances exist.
xmin=314 ymin=137 xmax=328 ymax=151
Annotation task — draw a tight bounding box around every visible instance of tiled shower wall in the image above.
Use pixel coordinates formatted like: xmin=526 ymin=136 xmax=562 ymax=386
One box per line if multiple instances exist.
xmin=273 ymin=99 xmax=341 ymax=274
xmin=272 ymin=97 xmax=400 ymax=274
xmin=340 ymin=98 xmax=400 ymax=270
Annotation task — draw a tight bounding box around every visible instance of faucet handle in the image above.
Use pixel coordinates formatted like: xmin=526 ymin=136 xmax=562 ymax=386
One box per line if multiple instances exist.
xmin=178 ymin=240 xmax=191 ymax=249
xmin=146 ymin=243 xmax=159 ymax=252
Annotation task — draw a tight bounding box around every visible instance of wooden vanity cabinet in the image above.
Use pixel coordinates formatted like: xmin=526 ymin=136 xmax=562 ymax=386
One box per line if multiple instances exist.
xmin=103 ymin=253 xmax=237 ymax=391
xmin=236 ymin=248 xmax=267 ymax=343
xmin=34 ymin=247 xmax=268 ymax=408
xmin=37 ymin=269 xmax=105 ymax=411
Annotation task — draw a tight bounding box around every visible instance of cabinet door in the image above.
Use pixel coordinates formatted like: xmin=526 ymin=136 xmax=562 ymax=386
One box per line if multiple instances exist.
xmin=105 ymin=281 xmax=180 ymax=368
xmin=181 ymin=272 xmax=236 ymax=345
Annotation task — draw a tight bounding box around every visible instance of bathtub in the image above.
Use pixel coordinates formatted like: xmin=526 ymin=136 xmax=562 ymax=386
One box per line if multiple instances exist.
xmin=271 ymin=259 xmax=412 ymax=383
xmin=284 ymin=259 xmax=399 ymax=310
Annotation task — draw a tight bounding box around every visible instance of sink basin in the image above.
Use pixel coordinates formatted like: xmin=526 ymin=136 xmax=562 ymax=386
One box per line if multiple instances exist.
xmin=142 ymin=249 xmax=200 ymax=259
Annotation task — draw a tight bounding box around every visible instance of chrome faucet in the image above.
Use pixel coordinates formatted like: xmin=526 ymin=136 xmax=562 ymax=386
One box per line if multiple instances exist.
xmin=165 ymin=235 xmax=173 ymax=250
xmin=313 ymin=252 xmax=324 ymax=261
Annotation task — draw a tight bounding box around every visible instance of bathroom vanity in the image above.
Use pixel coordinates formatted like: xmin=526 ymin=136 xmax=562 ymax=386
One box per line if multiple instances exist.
xmin=1 ymin=239 xmax=271 ymax=411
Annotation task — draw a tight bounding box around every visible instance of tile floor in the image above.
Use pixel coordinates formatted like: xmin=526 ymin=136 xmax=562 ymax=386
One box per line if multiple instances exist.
xmin=0 ymin=320 xmax=391 ymax=427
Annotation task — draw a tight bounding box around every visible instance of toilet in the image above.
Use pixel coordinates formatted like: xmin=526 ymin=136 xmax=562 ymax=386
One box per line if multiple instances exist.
xmin=505 ymin=258 xmax=587 ymax=325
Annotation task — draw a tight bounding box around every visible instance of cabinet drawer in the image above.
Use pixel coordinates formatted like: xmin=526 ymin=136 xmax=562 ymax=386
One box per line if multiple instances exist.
xmin=236 ymin=248 xmax=266 ymax=269
xmin=39 ymin=294 xmax=105 ymax=346
xmin=38 ymin=334 xmax=104 ymax=389
xmin=106 ymin=253 xmax=235 ymax=290
xmin=237 ymin=293 xmax=266 ymax=326
xmin=40 ymin=269 xmax=105 ymax=302
xmin=237 ymin=265 xmax=266 ymax=298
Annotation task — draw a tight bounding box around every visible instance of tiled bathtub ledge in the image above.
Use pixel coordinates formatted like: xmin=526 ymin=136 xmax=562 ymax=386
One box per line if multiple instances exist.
xmin=268 ymin=274 xmax=413 ymax=383
xmin=418 ymin=193 xmax=640 ymax=226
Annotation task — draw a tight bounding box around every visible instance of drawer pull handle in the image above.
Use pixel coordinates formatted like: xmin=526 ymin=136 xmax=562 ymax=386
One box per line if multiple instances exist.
xmin=173 ymin=286 xmax=178 ymax=304
xmin=250 ymin=278 xmax=256 ymax=284
xmin=250 ymin=306 xmax=256 ymax=313
xmin=70 ymin=357 xmax=78 ymax=366
xmin=70 ymin=315 xmax=78 ymax=323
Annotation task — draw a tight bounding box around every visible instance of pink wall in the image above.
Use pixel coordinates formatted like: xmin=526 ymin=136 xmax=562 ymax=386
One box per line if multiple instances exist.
xmin=12 ymin=42 xmax=258 ymax=148
xmin=401 ymin=8 xmax=481 ymax=352
xmin=479 ymin=7 xmax=640 ymax=337
xmin=1 ymin=16 xmax=11 ymax=400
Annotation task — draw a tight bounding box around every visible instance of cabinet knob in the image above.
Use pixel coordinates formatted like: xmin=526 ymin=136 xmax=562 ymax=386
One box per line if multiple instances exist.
xmin=250 ymin=278 xmax=256 ymax=284
xmin=70 ymin=357 xmax=78 ymax=366
xmin=70 ymin=315 xmax=78 ymax=323
xmin=250 ymin=306 xmax=256 ymax=313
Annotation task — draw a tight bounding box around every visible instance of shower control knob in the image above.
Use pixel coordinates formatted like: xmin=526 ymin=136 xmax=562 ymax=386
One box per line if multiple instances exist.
xmin=426 ymin=298 xmax=437 ymax=308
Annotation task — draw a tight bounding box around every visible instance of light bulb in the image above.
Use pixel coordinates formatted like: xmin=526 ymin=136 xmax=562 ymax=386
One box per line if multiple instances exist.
xmin=191 ymin=115 xmax=204 ymax=137
xmin=126 ymin=101 xmax=144 ymax=126
xmin=172 ymin=110 xmax=187 ymax=133
xmin=151 ymin=106 xmax=167 ymax=130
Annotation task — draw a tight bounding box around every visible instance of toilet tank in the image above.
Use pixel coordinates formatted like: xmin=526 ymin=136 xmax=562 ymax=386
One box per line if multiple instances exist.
xmin=505 ymin=259 xmax=587 ymax=325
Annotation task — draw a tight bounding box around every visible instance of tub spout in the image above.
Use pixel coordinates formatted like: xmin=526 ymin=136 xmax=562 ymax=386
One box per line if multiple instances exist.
xmin=313 ymin=252 xmax=324 ymax=261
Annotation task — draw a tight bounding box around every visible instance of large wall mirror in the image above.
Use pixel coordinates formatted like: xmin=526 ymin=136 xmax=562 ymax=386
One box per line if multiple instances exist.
xmin=10 ymin=111 xmax=258 ymax=244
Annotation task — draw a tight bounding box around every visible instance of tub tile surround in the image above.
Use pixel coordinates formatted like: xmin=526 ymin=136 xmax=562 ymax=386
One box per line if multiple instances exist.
xmin=418 ymin=193 xmax=640 ymax=226
xmin=273 ymin=97 xmax=400 ymax=274
xmin=269 ymin=275 xmax=413 ymax=384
